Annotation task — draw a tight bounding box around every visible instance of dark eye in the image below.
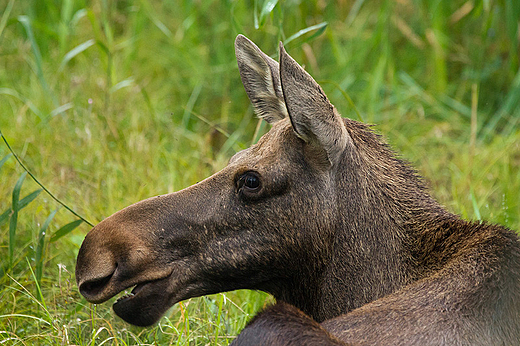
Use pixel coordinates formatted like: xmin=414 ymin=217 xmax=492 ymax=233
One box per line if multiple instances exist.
xmin=244 ymin=174 xmax=260 ymax=189
xmin=238 ymin=172 xmax=261 ymax=193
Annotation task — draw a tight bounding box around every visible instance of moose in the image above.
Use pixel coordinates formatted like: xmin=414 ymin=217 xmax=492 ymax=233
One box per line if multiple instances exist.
xmin=76 ymin=35 xmax=520 ymax=345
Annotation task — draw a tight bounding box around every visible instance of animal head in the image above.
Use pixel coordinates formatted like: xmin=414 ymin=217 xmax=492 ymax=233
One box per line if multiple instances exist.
xmin=76 ymin=35 xmax=427 ymax=326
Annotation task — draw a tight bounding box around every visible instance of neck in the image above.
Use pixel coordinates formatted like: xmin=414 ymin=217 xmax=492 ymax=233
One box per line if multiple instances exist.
xmin=281 ymin=149 xmax=450 ymax=322
xmin=269 ymin=121 xmax=455 ymax=322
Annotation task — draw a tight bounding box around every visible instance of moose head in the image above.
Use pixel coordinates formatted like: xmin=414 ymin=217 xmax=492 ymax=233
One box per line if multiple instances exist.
xmin=75 ymin=35 xmax=520 ymax=345
xmin=75 ymin=34 xmax=432 ymax=326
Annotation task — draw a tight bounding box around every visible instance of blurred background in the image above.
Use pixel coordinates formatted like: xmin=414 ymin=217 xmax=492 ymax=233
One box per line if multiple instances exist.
xmin=0 ymin=0 xmax=519 ymax=344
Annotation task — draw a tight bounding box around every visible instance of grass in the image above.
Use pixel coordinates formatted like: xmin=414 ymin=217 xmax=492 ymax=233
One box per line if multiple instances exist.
xmin=0 ymin=0 xmax=519 ymax=344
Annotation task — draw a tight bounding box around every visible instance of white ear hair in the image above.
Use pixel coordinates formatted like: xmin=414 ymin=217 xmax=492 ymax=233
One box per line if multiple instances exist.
xmin=279 ymin=42 xmax=350 ymax=166
xmin=235 ymin=35 xmax=287 ymax=123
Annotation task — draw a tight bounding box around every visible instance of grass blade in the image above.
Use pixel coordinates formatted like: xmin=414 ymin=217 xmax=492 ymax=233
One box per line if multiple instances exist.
xmin=59 ymin=39 xmax=96 ymax=71
xmin=0 ymin=209 xmax=10 ymax=227
xmin=481 ymin=67 xmax=520 ymax=140
xmin=50 ymin=219 xmax=83 ymax=242
xmin=345 ymin=0 xmax=367 ymax=27
xmin=110 ymin=77 xmax=135 ymax=93
xmin=0 ymin=88 xmax=44 ymax=118
xmin=182 ymin=83 xmax=203 ymax=129
xmin=0 ymin=153 xmax=11 ymax=170
xmin=11 ymin=172 xmax=27 ymax=221
xmin=0 ymin=189 xmax=41 ymax=228
xmin=71 ymin=8 xmax=87 ymax=28
xmin=28 ymin=257 xmax=46 ymax=305
xmin=505 ymin=0 xmax=520 ymax=47
xmin=8 ymin=274 xmax=54 ymax=325
xmin=259 ymin=0 xmax=278 ymax=27
xmin=58 ymin=0 xmax=74 ymax=54
xmin=0 ymin=314 xmax=51 ymax=326
xmin=18 ymin=16 xmax=55 ymax=108
xmin=9 ymin=172 xmax=27 ymax=268
xmin=470 ymin=189 xmax=482 ymax=221
xmin=284 ymin=22 xmax=328 ymax=45
xmin=0 ymin=87 xmax=21 ymax=99
xmin=254 ymin=0 xmax=259 ymax=29
xmin=18 ymin=189 xmax=42 ymax=210
xmin=86 ymin=9 xmax=110 ymax=55
xmin=50 ymin=102 xmax=74 ymax=118
xmin=139 ymin=0 xmax=172 ymax=38
xmin=0 ymin=0 xmax=15 ymax=41
xmin=35 ymin=208 xmax=59 ymax=289
xmin=213 ymin=294 xmax=225 ymax=346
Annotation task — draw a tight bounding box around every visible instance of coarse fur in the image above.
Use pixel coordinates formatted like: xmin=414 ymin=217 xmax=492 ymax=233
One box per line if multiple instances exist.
xmin=76 ymin=35 xmax=520 ymax=345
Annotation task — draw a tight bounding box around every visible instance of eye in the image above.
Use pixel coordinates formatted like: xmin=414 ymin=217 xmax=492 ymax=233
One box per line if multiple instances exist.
xmin=238 ymin=172 xmax=261 ymax=193
xmin=244 ymin=174 xmax=260 ymax=189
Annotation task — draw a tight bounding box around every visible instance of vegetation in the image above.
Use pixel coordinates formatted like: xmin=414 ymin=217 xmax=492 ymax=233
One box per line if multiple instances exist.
xmin=0 ymin=0 xmax=518 ymax=344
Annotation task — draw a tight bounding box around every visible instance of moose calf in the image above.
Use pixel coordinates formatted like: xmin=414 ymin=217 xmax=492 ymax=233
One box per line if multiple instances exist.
xmin=76 ymin=35 xmax=520 ymax=345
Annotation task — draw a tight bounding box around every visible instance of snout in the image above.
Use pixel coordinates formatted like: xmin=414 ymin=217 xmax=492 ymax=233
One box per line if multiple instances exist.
xmin=75 ymin=229 xmax=121 ymax=303
xmin=78 ymin=271 xmax=115 ymax=303
xmin=76 ymin=257 xmax=116 ymax=303
xmin=75 ymin=204 xmax=174 ymax=304
xmin=75 ymin=208 xmax=193 ymax=326
xmin=75 ymin=180 xmax=229 ymax=325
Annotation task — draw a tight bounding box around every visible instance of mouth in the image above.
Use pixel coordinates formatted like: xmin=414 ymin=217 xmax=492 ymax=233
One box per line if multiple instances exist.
xmin=114 ymin=280 xmax=150 ymax=305
xmin=112 ymin=274 xmax=177 ymax=327
xmin=78 ymin=268 xmax=178 ymax=327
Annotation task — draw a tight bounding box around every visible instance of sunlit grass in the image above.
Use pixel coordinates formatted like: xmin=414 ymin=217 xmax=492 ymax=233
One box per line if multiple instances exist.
xmin=0 ymin=0 xmax=519 ymax=345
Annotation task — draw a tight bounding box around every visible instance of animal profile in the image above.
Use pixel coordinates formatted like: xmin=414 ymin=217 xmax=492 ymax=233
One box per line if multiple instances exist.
xmin=76 ymin=35 xmax=520 ymax=345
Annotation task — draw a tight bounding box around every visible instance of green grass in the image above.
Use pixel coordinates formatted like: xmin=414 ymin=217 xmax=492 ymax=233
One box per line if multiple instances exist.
xmin=0 ymin=0 xmax=519 ymax=344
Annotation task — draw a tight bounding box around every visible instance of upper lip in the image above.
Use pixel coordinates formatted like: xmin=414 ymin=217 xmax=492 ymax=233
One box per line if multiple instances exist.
xmin=78 ymin=267 xmax=173 ymax=304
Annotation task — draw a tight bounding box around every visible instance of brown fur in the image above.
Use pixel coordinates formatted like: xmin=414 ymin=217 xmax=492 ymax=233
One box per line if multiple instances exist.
xmin=76 ymin=35 xmax=520 ymax=345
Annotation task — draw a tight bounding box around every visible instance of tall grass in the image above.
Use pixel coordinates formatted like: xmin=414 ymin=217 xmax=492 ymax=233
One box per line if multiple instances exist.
xmin=0 ymin=0 xmax=519 ymax=344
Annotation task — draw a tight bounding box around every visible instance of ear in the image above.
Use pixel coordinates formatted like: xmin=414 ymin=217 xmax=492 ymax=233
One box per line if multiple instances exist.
xmin=235 ymin=35 xmax=287 ymax=123
xmin=279 ymin=42 xmax=350 ymax=166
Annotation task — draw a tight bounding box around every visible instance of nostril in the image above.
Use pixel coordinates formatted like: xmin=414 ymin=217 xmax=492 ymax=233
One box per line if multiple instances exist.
xmin=79 ymin=272 xmax=114 ymax=299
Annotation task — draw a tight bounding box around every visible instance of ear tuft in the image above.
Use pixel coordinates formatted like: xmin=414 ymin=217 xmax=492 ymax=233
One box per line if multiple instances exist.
xmin=235 ymin=35 xmax=287 ymax=123
xmin=279 ymin=42 xmax=350 ymax=166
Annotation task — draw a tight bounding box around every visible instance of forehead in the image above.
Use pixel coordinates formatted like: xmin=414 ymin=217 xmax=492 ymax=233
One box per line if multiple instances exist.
xmin=229 ymin=118 xmax=296 ymax=165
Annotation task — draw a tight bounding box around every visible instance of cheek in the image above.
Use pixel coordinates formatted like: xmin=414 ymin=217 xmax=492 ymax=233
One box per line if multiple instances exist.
xmin=276 ymin=187 xmax=336 ymax=241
